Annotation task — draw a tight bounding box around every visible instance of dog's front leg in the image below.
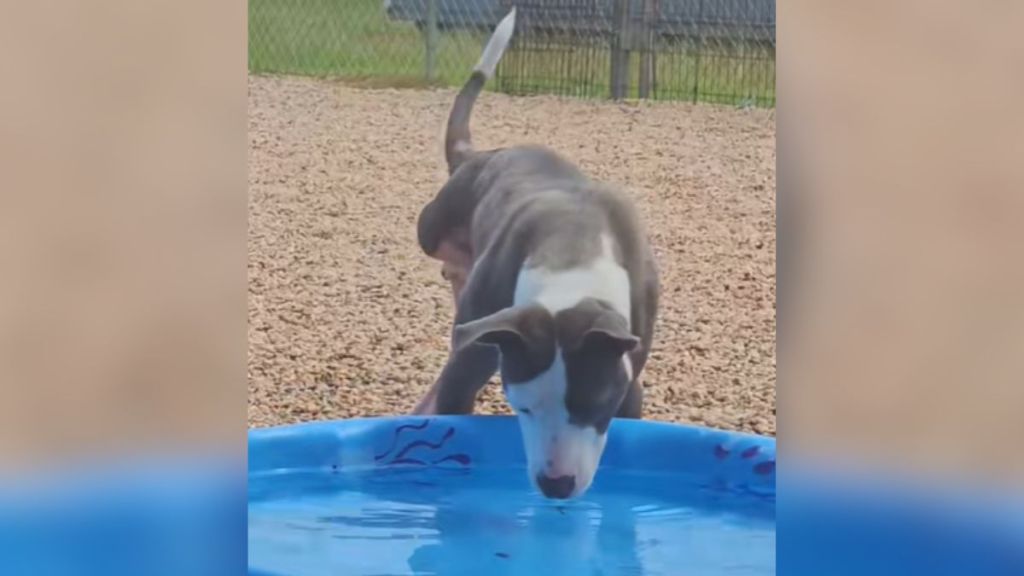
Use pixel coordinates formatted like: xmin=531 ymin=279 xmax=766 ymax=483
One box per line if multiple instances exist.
xmin=616 ymin=378 xmax=644 ymax=419
xmin=412 ymin=342 xmax=498 ymax=415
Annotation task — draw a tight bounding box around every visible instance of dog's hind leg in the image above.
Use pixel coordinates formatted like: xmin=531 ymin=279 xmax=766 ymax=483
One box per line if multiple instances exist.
xmin=441 ymin=258 xmax=469 ymax=308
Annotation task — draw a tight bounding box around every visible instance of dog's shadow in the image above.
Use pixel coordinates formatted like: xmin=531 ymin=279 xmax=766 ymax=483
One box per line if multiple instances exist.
xmin=405 ymin=495 xmax=644 ymax=576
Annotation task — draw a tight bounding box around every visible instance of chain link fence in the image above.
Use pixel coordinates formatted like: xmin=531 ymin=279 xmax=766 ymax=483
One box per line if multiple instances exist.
xmin=249 ymin=0 xmax=775 ymax=106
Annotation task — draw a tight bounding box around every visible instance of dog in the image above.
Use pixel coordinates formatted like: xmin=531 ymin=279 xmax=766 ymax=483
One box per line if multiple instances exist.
xmin=412 ymin=8 xmax=659 ymax=500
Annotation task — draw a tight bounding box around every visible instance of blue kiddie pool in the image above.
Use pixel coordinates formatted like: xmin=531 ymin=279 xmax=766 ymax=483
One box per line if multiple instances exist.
xmin=248 ymin=416 xmax=776 ymax=576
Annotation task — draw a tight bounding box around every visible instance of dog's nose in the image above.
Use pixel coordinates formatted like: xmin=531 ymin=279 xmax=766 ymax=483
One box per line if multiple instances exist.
xmin=536 ymin=474 xmax=576 ymax=499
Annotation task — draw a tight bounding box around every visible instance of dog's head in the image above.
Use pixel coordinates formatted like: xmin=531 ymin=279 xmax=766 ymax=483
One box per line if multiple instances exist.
xmin=453 ymin=298 xmax=638 ymax=499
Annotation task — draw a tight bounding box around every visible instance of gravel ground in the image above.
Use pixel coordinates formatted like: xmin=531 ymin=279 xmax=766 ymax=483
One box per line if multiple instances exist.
xmin=248 ymin=75 xmax=776 ymax=435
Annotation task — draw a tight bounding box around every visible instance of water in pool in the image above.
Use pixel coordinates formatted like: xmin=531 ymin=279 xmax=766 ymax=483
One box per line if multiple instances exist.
xmin=249 ymin=464 xmax=775 ymax=576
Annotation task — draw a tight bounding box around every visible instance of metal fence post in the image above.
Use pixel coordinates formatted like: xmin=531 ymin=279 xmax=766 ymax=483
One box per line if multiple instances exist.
xmin=638 ymin=0 xmax=657 ymax=99
xmin=692 ymin=0 xmax=704 ymax=102
xmin=610 ymin=0 xmax=631 ymax=99
xmin=425 ymin=0 xmax=439 ymax=83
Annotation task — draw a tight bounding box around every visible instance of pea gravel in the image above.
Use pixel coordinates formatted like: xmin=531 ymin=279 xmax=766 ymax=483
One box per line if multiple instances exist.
xmin=248 ymin=75 xmax=776 ymax=436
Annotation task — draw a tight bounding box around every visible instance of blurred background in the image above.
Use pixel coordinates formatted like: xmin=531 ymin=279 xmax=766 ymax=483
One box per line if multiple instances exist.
xmin=1 ymin=0 xmax=1021 ymax=572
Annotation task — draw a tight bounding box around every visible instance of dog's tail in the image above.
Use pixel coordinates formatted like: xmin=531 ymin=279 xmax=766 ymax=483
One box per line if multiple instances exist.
xmin=444 ymin=7 xmax=516 ymax=174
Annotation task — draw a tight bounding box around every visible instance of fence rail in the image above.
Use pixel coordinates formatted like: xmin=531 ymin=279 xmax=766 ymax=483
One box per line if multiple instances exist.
xmin=249 ymin=0 xmax=776 ymax=106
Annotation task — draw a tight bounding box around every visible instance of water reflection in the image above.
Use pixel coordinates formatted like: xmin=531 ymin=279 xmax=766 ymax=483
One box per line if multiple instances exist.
xmin=403 ymin=496 xmax=645 ymax=576
xmin=251 ymin=466 xmax=773 ymax=576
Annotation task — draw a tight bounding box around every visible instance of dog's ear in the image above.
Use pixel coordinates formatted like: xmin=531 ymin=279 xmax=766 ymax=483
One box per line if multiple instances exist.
xmin=453 ymin=305 xmax=556 ymax=381
xmin=557 ymin=298 xmax=639 ymax=357
xmin=580 ymin=322 xmax=640 ymax=357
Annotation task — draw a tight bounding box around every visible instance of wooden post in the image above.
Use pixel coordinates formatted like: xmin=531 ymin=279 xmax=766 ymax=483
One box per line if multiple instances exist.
xmin=425 ymin=0 xmax=439 ymax=83
xmin=610 ymin=0 xmax=631 ymax=99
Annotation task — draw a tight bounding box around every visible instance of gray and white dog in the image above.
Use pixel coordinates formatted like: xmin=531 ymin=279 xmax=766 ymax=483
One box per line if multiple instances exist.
xmin=412 ymin=9 xmax=659 ymax=499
